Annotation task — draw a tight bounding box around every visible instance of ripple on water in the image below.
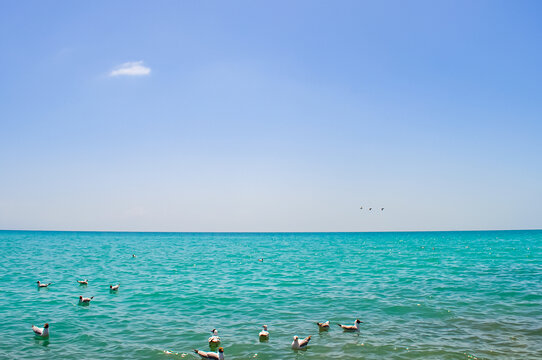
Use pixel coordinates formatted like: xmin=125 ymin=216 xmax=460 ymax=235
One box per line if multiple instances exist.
xmin=0 ymin=230 xmax=541 ymax=359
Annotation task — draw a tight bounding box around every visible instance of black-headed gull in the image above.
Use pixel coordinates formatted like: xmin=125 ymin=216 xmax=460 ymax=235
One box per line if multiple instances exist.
xmin=208 ymin=329 xmax=220 ymax=345
xmin=291 ymin=335 xmax=311 ymax=349
xmin=79 ymin=295 xmax=94 ymax=303
xmin=36 ymin=281 xmax=52 ymax=288
xmin=337 ymin=319 xmax=363 ymax=331
xmin=32 ymin=323 xmax=49 ymax=337
xmin=259 ymin=325 xmax=269 ymax=339
xmin=316 ymin=321 xmax=330 ymax=330
xmin=77 ymin=279 xmax=88 ymax=285
xmin=194 ymin=347 xmax=224 ymax=359
xmin=110 ymin=284 xmax=120 ymax=291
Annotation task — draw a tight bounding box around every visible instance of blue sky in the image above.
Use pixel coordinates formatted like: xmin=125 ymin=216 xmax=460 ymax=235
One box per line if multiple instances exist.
xmin=1 ymin=0 xmax=541 ymax=231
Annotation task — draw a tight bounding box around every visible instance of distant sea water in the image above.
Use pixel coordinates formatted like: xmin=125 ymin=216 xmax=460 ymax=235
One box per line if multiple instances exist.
xmin=0 ymin=230 xmax=541 ymax=359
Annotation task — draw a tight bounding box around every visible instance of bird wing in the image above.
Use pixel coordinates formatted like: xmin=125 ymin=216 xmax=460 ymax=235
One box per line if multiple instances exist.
xmin=194 ymin=349 xmax=209 ymax=357
xmin=299 ymin=336 xmax=311 ymax=347
xmin=342 ymin=324 xmax=357 ymax=330
xmin=32 ymin=325 xmax=43 ymax=335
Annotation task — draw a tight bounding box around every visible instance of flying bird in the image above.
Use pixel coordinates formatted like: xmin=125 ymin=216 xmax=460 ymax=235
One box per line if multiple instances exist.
xmin=32 ymin=323 xmax=49 ymax=337
xmin=194 ymin=347 xmax=224 ymax=359
xmin=291 ymin=335 xmax=311 ymax=350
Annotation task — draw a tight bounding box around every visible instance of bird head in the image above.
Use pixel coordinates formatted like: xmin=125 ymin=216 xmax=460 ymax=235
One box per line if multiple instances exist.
xmin=356 ymin=319 xmax=363 ymax=324
xmin=44 ymin=323 xmax=49 ymax=328
xmin=218 ymin=347 xmax=224 ymax=353
xmin=263 ymin=325 xmax=267 ymax=330
xmin=293 ymin=336 xmax=299 ymax=340
xmin=110 ymin=285 xmax=112 ymax=289
xmin=79 ymin=296 xmax=83 ymax=300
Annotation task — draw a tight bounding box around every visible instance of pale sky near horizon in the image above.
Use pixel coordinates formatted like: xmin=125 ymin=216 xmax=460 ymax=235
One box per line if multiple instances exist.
xmin=1 ymin=1 xmax=541 ymax=232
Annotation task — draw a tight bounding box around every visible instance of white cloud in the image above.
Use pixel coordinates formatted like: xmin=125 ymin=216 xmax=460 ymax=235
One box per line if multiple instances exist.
xmin=109 ymin=61 xmax=151 ymax=77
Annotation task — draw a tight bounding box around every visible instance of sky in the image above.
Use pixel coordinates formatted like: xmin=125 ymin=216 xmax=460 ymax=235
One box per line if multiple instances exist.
xmin=1 ymin=0 xmax=541 ymax=232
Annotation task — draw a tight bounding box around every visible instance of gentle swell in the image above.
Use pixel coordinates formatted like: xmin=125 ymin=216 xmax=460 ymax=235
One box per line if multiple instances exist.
xmin=0 ymin=230 xmax=541 ymax=359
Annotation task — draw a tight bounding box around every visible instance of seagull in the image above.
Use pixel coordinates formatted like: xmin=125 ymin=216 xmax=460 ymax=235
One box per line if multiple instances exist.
xmin=208 ymin=329 xmax=220 ymax=345
xmin=110 ymin=284 xmax=120 ymax=291
xmin=369 ymin=208 xmax=372 ymax=211
xmin=36 ymin=281 xmax=52 ymax=288
xmin=77 ymin=279 xmax=88 ymax=285
xmin=316 ymin=321 xmax=330 ymax=330
xmin=381 ymin=208 xmax=384 ymax=211
xmin=79 ymin=295 xmax=94 ymax=303
xmin=337 ymin=319 xmax=363 ymax=331
xmin=194 ymin=347 xmax=224 ymax=359
xmin=259 ymin=325 xmax=269 ymax=339
xmin=258 ymin=258 xmax=264 ymax=262
xmin=32 ymin=323 xmax=49 ymax=337
xmin=291 ymin=335 xmax=311 ymax=350
xmin=132 ymin=254 xmax=136 ymax=258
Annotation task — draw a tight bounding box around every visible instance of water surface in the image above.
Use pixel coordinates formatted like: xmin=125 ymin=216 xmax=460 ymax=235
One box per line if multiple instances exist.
xmin=0 ymin=230 xmax=541 ymax=359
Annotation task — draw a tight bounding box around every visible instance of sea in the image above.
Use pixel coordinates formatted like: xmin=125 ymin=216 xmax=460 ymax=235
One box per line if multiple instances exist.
xmin=0 ymin=230 xmax=541 ymax=359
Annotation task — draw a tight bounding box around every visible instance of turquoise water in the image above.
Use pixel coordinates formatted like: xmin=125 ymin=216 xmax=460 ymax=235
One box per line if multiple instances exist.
xmin=0 ymin=230 xmax=541 ymax=359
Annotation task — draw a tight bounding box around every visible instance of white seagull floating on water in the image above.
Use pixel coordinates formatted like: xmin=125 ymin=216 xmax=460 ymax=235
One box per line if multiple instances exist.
xmin=110 ymin=284 xmax=120 ymax=291
xmin=32 ymin=323 xmax=49 ymax=337
xmin=259 ymin=325 xmax=269 ymax=339
xmin=37 ymin=281 xmax=52 ymax=288
xmin=291 ymin=335 xmax=311 ymax=350
xmin=77 ymin=279 xmax=88 ymax=285
xmin=79 ymin=295 xmax=94 ymax=303
xmin=316 ymin=321 xmax=330 ymax=330
xmin=208 ymin=329 xmax=220 ymax=345
xmin=337 ymin=319 xmax=363 ymax=331
xmin=194 ymin=347 xmax=224 ymax=359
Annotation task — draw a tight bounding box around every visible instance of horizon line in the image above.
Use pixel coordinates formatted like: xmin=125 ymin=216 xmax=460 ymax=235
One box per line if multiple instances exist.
xmin=0 ymin=228 xmax=541 ymax=234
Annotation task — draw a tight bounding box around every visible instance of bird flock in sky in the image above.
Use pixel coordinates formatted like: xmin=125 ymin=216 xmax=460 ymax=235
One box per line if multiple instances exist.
xmin=360 ymin=205 xmax=384 ymax=211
